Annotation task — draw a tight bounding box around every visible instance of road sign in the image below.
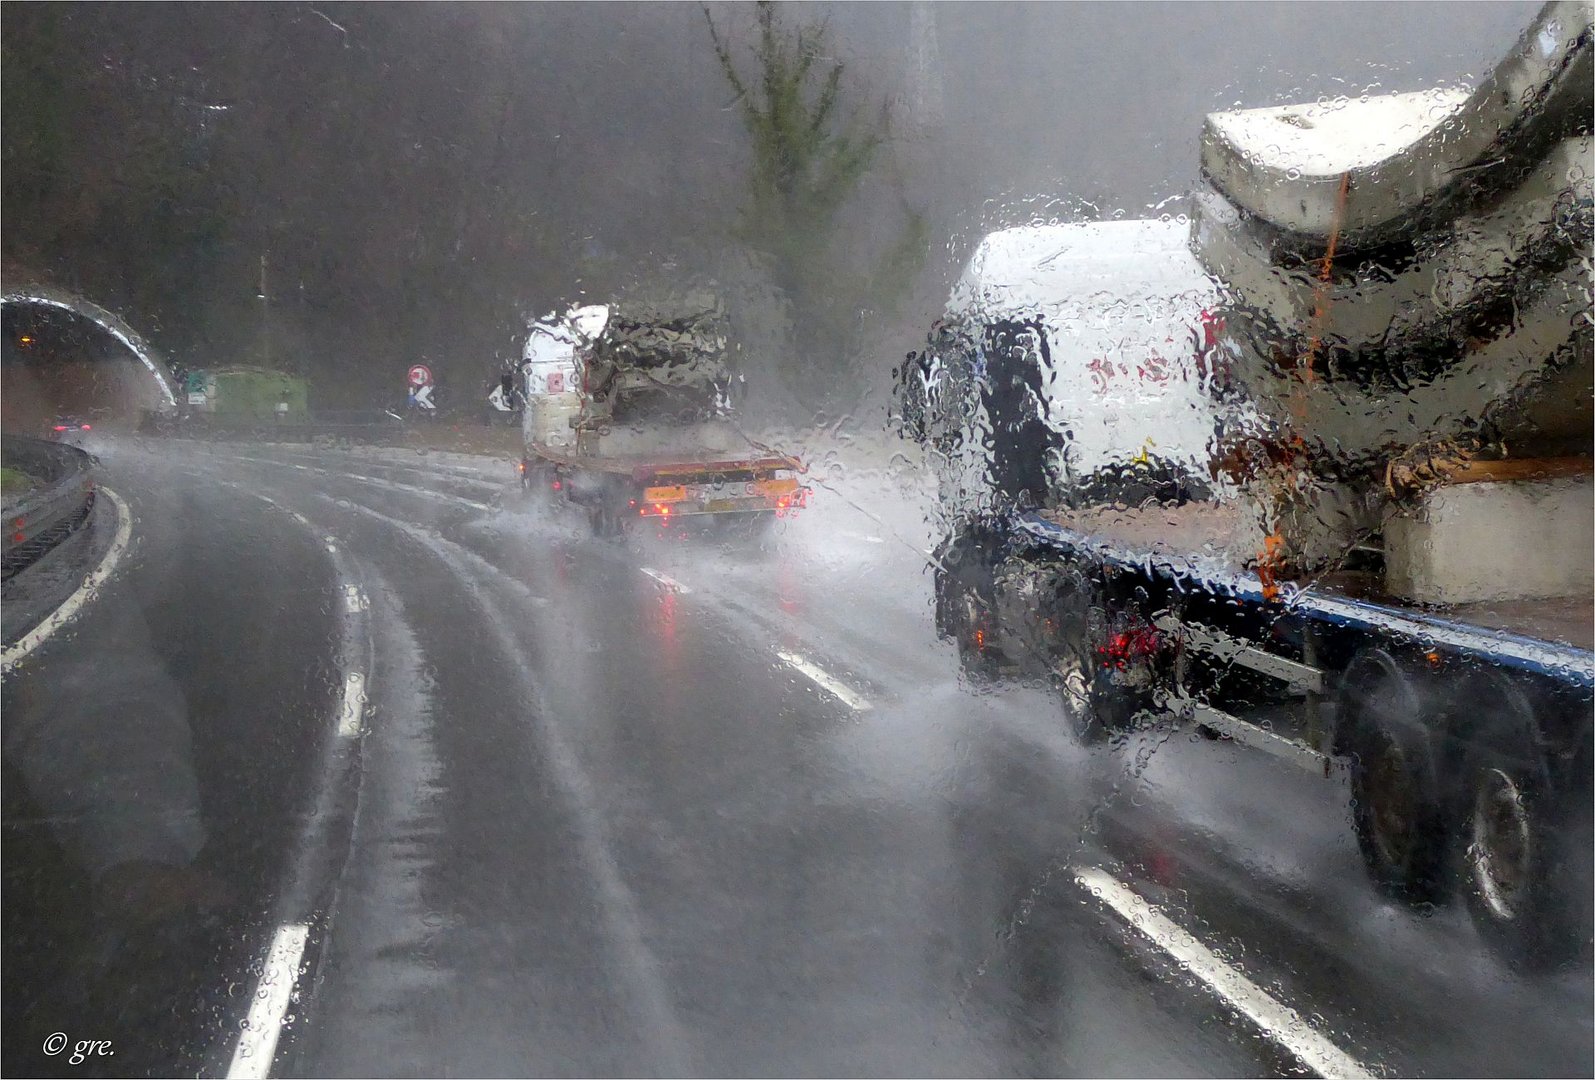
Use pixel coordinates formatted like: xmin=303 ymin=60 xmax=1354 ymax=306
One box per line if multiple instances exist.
xmin=407 ymin=364 xmax=433 ymax=388
xmin=412 ymin=384 xmax=435 ymax=410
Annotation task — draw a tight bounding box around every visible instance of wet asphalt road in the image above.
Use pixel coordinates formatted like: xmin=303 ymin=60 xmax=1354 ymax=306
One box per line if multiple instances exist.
xmin=3 ymin=435 xmax=1591 ymax=1078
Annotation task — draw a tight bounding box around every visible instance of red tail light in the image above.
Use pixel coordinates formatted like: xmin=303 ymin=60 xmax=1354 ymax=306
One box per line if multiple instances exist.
xmin=80 ymin=424 xmax=90 ymax=431
xmin=551 ymin=480 xmax=562 ymax=491
xmin=1097 ymin=621 xmax=1162 ymax=670
xmin=53 ymin=425 xmax=66 ymax=431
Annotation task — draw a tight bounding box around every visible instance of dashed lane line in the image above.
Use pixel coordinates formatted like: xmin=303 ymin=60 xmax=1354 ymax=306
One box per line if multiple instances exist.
xmin=203 ymin=483 xmax=373 ymax=1076
xmin=1074 ymin=866 xmax=1376 ymax=1080
xmin=777 ymin=650 xmax=872 ymax=712
xmin=336 ymin=671 xmax=367 ymax=737
xmin=222 ymin=454 xmax=495 ymax=513
xmin=259 ymin=448 xmax=507 ymax=491
xmin=317 ymin=493 xmax=696 ymax=1072
xmin=225 ymin=923 xmax=309 ymax=1079
xmin=344 ymin=470 xmax=494 ymax=512
xmin=639 ymin=567 xmax=692 ymax=594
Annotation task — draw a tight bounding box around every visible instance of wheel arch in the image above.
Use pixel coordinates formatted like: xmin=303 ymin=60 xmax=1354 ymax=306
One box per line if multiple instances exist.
xmin=1332 ymin=646 xmax=1444 ymax=763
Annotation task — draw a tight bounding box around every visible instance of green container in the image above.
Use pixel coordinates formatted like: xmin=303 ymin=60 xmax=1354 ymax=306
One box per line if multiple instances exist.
xmin=191 ymin=368 xmax=309 ymax=420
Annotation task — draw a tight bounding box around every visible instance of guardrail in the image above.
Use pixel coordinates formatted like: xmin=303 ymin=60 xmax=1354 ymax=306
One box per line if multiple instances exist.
xmin=141 ymin=411 xmax=411 ymax=444
xmin=1 ymin=435 xmax=97 ymax=581
xmin=140 ymin=411 xmax=515 ymax=446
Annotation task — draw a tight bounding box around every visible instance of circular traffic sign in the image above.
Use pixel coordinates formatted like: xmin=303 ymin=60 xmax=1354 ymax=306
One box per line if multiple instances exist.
xmin=407 ymin=364 xmax=433 ymax=387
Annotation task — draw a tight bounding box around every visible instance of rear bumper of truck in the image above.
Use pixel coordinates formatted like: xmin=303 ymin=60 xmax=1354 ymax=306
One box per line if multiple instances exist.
xmin=522 ymin=447 xmax=810 ymax=522
xmin=634 ymin=473 xmax=807 ymax=519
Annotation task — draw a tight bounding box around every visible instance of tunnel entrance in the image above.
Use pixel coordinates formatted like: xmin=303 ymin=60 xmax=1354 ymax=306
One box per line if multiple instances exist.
xmin=2 ymin=291 xmax=177 ymax=433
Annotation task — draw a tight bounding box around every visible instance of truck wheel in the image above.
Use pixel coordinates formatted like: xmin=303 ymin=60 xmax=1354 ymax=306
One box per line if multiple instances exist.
xmin=1074 ymin=600 xmax=1163 ymax=741
xmin=1337 ymin=650 xmax=1451 ymax=906
xmin=719 ymin=512 xmax=776 ymax=543
xmin=933 ymin=524 xmax=1005 ymax=681
xmin=1459 ymin=677 xmax=1588 ymax=971
xmin=588 ymin=503 xmax=622 ymax=539
xmin=522 ymin=459 xmax=559 ymax=496
xmin=1032 ymin=565 xmax=1105 ymax=742
xmin=952 ymin=584 xmax=1003 ymax=682
xmin=1053 ymin=646 xmax=1100 ymax=741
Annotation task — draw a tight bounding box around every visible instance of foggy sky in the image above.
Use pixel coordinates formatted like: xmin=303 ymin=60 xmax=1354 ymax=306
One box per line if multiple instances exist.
xmin=1 ymin=1 xmax=1541 ymax=407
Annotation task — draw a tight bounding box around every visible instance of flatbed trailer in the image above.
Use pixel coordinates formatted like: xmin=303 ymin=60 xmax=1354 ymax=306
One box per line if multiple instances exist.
xmin=521 ymin=443 xmax=807 ymax=536
xmin=935 ymin=505 xmax=1593 ymax=970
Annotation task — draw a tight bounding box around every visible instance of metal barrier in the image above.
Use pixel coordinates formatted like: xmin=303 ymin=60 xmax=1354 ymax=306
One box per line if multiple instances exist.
xmin=1 ymin=435 xmax=97 ymax=581
xmin=141 ymin=412 xmax=411 ymax=444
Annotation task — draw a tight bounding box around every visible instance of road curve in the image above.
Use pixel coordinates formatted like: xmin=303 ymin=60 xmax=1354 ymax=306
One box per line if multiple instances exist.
xmin=2 ymin=435 xmax=1589 ymax=1079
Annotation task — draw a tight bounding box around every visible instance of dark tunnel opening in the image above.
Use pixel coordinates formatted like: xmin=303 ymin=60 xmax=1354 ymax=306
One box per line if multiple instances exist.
xmin=2 ymin=298 xmax=174 ymax=433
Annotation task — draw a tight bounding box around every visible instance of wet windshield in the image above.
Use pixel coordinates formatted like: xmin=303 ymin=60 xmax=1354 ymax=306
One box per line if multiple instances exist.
xmin=3 ymin=2 xmax=1590 ymax=1077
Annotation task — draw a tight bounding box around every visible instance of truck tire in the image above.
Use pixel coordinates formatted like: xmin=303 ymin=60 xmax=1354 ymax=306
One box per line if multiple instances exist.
xmin=588 ymin=502 xmax=622 ymax=539
xmin=717 ymin=512 xmax=776 ymax=543
xmin=1459 ymin=676 xmax=1589 ymax=972
xmin=1051 ymin=611 xmax=1098 ymax=741
xmin=1073 ymin=600 xmax=1162 ymax=741
xmin=1016 ymin=562 xmax=1113 ymax=743
xmin=933 ymin=523 xmax=1005 ymax=681
xmin=1336 ymin=649 xmax=1452 ymax=906
xmin=952 ymin=580 xmax=1003 ymax=682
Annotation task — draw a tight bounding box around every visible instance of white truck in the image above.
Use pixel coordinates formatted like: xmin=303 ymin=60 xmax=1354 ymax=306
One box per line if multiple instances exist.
xmin=519 ymin=303 xmax=807 ymax=536
xmin=909 ymin=0 xmax=1593 ymax=970
xmin=900 ymin=218 xmax=1260 ymax=514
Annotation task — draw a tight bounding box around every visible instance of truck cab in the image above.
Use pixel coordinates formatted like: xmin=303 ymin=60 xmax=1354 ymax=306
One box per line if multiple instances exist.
xmin=905 ymin=219 xmax=1259 ymax=520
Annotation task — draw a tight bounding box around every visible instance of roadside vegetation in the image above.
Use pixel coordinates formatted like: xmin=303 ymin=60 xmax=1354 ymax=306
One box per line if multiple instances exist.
xmin=1 ymin=465 xmax=38 ymax=496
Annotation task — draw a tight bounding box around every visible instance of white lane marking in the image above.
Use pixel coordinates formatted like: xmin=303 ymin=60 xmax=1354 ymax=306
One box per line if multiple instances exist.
xmin=226 ymin=922 xmax=310 ymax=1079
xmin=195 ymin=481 xmax=374 ymax=740
xmin=344 ymin=470 xmax=494 ymax=512
xmin=336 ymin=671 xmax=367 ymax=737
xmin=346 ymin=507 xmax=696 ymax=1070
xmin=777 ymin=650 xmax=872 ymax=712
xmin=640 ymin=567 xmax=692 ymax=594
xmin=270 ymin=451 xmax=506 ymax=492
xmin=223 ymin=454 xmax=494 ymax=512
xmin=1074 ymin=866 xmax=1375 ymax=1080
xmin=2 ymin=486 xmax=134 ymax=673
